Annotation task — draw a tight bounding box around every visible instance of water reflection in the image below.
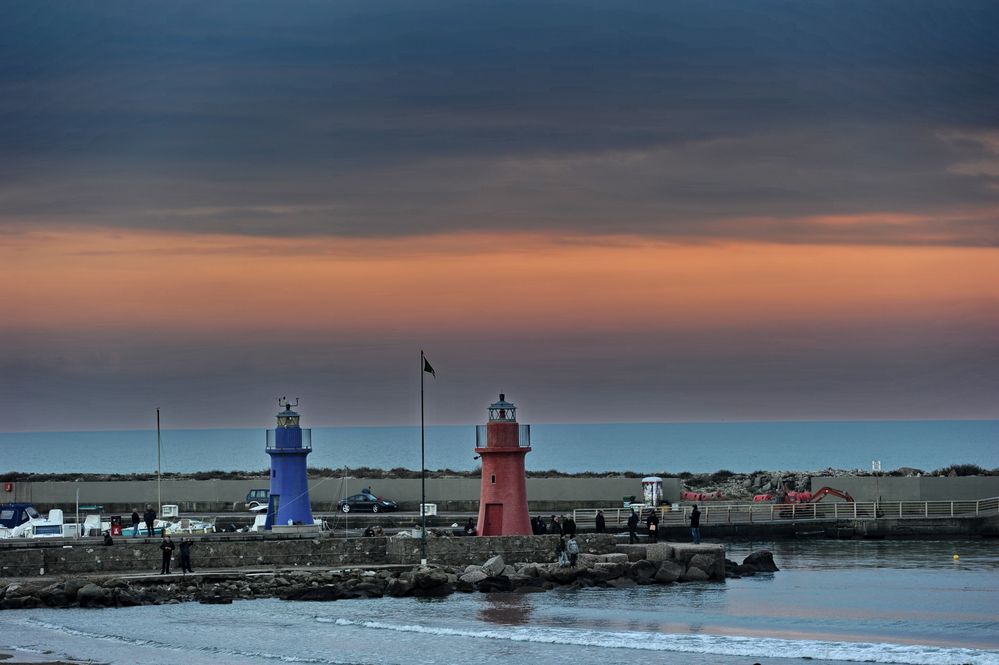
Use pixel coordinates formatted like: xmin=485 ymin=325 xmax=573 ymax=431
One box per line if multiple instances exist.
xmin=479 ymin=593 xmax=535 ymax=626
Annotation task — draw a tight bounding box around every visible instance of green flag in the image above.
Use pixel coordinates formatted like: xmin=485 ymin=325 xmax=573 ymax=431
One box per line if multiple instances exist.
xmin=423 ymin=356 xmax=436 ymax=378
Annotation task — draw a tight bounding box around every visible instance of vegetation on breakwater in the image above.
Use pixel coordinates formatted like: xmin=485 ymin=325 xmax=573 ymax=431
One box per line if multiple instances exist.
xmin=2 ymin=463 xmax=995 ymax=484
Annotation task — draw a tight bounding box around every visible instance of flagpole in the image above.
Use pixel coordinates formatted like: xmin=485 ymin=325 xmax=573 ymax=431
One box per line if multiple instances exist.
xmin=156 ymin=408 xmax=162 ymax=518
xmin=420 ymin=350 xmax=427 ymax=564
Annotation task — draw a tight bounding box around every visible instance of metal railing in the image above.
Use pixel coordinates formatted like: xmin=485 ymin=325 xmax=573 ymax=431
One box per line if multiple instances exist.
xmin=265 ymin=428 xmax=312 ymax=452
xmin=572 ymin=496 xmax=999 ymax=529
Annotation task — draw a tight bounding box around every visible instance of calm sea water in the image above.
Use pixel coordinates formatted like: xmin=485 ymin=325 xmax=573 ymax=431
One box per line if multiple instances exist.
xmin=1 ymin=420 xmax=996 ymax=475
xmin=2 ymin=539 xmax=997 ymax=665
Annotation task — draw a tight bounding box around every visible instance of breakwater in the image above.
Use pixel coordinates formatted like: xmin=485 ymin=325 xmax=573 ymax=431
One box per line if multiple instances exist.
xmin=0 ymin=537 xmax=757 ymax=611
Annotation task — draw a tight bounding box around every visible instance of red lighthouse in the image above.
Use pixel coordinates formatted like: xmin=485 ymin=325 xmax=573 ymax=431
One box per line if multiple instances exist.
xmin=475 ymin=394 xmax=532 ymax=536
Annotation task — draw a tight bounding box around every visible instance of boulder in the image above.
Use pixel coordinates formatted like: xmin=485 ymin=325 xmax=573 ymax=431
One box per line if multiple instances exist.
xmin=592 ymin=562 xmax=626 ymax=581
xmin=687 ymin=553 xmax=717 ymax=574
xmin=282 ymin=584 xmax=345 ymax=601
xmin=681 ymin=566 xmax=710 ymax=582
xmin=549 ymin=567 xmax=579 ymax=585
xmin=77 ymin=583 xmax=108 ymax=608
xmin=733 ymin=564 xmax=757 ymax=576
xmin=414 ymin=568 xmax=450 ymax=590
xmin=742 ymin=551 xmax=779 ymax=572
xmin=481 ymin=555 xmax=505 ymax=577
xmin=654 ymin=560 xmax=683 ymax=584
xmin=629 ymin=560 xmax=657 ymax=584
xmin=385 ymin=577 xmax=413 ymax=597
xmin=459 ymin=570 xmax=488 ymax=585
xmin=519 ymin=564 xmax=540 ymax=578
xmin=349 ymin=582 xmax=385 ymax=598
xmin=501 ymin=565 xmax=517 ymax=577
xmin=463 ymin=564 xmax=483 ymax=574
xmin=601 ymin=553 xmax=629 ymax=565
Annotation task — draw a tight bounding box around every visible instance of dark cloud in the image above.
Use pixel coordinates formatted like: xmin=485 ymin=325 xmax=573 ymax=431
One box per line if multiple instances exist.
xmin=2 ymin=0 xmax=998 ymax=243
xmin=3 ymin=320 xmax=997 ymax=431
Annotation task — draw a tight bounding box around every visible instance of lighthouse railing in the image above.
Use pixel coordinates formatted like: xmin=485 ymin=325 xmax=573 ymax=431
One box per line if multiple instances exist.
xmin=265 ymin=428 xmax=312 ymax=452
xmin=475 ymin=424 xmax=531 ymax=447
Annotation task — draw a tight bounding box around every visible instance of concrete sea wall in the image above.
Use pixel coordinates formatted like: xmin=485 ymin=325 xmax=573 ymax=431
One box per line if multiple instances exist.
xmin=0 ymin=534 xmax=618 ymax=578
xmin=808 ymin=476 xmax=999 ymax=502
xmin=3 ymin=477 xmax=678 ymax=513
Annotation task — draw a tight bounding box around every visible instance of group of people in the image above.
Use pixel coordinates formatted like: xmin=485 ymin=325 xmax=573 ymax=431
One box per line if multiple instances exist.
xmin=627 ymin=504 xmax=701 ymax=544
xmin=158 ymin=535 xmax=196 ymax=575
xmin=555 ymin=533 xmax=580 ymax=567
xmin=128 ymin=506 xmax=158 ymax=537
xmin=530 ymin=514 xmax=577 ymax=536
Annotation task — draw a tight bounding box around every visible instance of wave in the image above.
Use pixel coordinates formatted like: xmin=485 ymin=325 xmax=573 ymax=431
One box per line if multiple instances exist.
xmin=318 ymin=617 xmax=999 ymax=665
xmin=22 ymin=618 xmax=367 ymax=665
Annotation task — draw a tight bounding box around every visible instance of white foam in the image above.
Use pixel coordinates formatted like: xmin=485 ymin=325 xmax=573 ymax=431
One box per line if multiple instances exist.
xmin=319 ymin=617 xmax=999 ymax=665
xmin=23 ymin=618 xmax=359 ymax=665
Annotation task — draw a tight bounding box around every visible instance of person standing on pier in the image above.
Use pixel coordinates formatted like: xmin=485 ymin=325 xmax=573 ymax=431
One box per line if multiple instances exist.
xmin=627 ymin=508 xmax=639 ymax=543
xmin=689 ymin=504 xmax=701 ymax=544
xmin=646 ymin=508 xmax=659 ymax=543
xmin=563 ymin=514 xmax=577 ymax=537
xmin=595 ymin=510 xmax=605 ymax=533
xmin=143 ymin=505 xmax=156 ymax=537
xmin=160 ymin=534 xmax=175 ymax=574
xmin=179 ymin=538 xmax=194 ymax=574
xmin=130 ymin=509 xmax=140 ymax=537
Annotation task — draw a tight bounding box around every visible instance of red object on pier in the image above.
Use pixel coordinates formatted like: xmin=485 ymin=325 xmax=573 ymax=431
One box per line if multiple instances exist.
xmin=475 ymin=394 xmax=532 ymax=536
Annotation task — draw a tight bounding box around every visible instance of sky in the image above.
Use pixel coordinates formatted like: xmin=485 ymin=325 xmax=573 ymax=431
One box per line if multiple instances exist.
xmin=1 ymin=1 xmax=998 ymax=431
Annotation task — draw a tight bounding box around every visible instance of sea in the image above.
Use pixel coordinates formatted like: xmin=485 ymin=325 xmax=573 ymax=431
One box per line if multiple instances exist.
xmin=1 ymin=539 xmax=997 ymax=665
xmin=0 ymin=420 xmax=996 ymax=475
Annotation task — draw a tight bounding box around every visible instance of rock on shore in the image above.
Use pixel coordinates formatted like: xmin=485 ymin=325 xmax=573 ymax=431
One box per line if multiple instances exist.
xmin=0 ymin=548 xmax=777 ymax=610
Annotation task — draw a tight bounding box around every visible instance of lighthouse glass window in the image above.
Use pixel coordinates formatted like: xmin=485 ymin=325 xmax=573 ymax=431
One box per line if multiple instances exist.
xmin=278 ymin=415 xmax=299 ymax=428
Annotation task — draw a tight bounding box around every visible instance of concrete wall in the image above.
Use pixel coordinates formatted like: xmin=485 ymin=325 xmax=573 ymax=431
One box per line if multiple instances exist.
xmin=809 ymin=476 xmax=999 ymax=501
xmin=3 ymin=477 xmax=665 ymax=513
xmin=0 ymin=533 xmax=617 ymax=578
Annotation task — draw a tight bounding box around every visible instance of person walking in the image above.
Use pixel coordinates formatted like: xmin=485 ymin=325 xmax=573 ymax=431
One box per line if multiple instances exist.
xmin=556 ymin=535 xmax=568 ymax=567
xmin=179 ymin=537 xmax=194 ymax=574
xmin=689 ymin=504 xmax=701 ymax=544
xmin=646 ymin=508 xmax=659 ymax=543
xmin=566 ymin=535 xmax=579 ymax=567
xmin=159 ymin=534 xmax=175 ymax=574
xmin=143 ymin=505 xmax=156 ymax=537
xmin=595 ymin=510 xmax=605 ymax=533
xmin=130 ymin=509 xmax=141 ymax=537
xmin=627 ymin=508 xmax=639 ymax=544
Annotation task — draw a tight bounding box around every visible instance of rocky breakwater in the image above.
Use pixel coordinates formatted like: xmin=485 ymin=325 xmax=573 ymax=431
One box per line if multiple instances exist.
xmin=0 ymin=548 xmax=778 ymax=610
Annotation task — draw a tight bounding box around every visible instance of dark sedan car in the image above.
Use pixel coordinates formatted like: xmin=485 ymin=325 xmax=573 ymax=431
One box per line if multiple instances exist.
xmin=337 ymin=492 xmax=398 ymax=513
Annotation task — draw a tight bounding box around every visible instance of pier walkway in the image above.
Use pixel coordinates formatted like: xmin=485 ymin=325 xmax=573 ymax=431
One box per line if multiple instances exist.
xmin=573 ymin=496 xmax=999 ymax=528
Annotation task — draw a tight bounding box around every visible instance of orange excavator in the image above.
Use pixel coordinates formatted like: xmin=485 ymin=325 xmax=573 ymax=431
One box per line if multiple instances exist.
xmin=753 ymin=486 xmax=854 ymax=503
xmin=805 ymin=487 xmax=854 ymax=503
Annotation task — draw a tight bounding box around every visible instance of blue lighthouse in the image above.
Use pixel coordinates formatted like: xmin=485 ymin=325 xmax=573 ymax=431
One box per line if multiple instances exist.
xmin=264 ymin=398 xmax=314 ymax=529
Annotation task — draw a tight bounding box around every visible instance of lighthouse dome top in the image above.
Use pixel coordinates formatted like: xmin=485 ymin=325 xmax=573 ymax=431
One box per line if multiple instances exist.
xmin=488 ymin=393 xmax=517 ymax=422
xmin=276 ymin=397 xmax=301 ymax=428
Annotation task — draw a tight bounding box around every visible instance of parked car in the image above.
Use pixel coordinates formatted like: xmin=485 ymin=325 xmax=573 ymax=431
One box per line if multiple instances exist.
xmin=245 ymin=489 xmax=269 ymax=511
xmin=337 ymin=492 xmax=398 ymax=513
